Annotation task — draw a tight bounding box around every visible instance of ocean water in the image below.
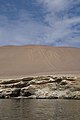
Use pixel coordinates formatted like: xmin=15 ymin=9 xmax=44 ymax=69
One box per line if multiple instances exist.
xmin=0 ymin=99 xmax=80 ymax=120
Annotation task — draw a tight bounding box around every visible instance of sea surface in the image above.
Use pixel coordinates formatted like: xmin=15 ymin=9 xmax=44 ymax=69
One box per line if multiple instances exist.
xmin=0 ymin=99 xmax=80 ymax=120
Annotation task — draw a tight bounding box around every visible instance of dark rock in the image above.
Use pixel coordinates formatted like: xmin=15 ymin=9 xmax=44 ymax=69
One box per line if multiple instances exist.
xmin=22 ymin=77 xmax=33 ymax=81
xmin=10 ymin=88 xmax=21 ymax=97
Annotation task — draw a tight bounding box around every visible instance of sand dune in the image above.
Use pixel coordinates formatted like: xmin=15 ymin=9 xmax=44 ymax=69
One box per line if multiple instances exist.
xmin=0 ymin=45 xmax=80 ymax=78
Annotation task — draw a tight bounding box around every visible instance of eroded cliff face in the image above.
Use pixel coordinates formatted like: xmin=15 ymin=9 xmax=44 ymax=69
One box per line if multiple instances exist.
xmin=0 ymin=75 xmax=80 ymax=99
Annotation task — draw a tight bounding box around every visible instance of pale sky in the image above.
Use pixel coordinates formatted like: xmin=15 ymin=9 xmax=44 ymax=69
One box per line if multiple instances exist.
xmin=0 ymin=0 xmax=80 ymax=47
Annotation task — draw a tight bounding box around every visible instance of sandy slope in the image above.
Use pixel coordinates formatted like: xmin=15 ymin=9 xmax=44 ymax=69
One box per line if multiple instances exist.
xmin=0 ymin=45 xmax=80 ymax=78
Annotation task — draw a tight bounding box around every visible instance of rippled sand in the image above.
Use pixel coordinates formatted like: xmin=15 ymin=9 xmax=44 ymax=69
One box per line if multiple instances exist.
xmin=0 ymin=45 xmax=80 ymax=79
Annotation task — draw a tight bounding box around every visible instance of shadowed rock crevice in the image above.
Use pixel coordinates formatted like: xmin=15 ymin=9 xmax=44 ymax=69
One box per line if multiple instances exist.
xmin=10 ymin=88 xmax=21 ymax=97
xmin=21 ymin=91 xmax=33 ymax=97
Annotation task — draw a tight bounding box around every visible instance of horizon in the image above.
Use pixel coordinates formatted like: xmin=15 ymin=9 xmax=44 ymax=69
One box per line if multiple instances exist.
xmin=0 ymin=44 xmax=80 ymax=49
xmin=0 ymin=0 xmax=80 ymax=47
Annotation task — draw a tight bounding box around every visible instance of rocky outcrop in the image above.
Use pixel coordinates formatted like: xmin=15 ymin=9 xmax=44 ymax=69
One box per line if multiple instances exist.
xmin=0 ymin=75 xmax=80 ymax=99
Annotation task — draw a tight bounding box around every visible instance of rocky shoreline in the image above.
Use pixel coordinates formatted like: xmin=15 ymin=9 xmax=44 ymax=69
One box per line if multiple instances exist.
xmin=0 ymin=75 xmax=80 ymax=99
